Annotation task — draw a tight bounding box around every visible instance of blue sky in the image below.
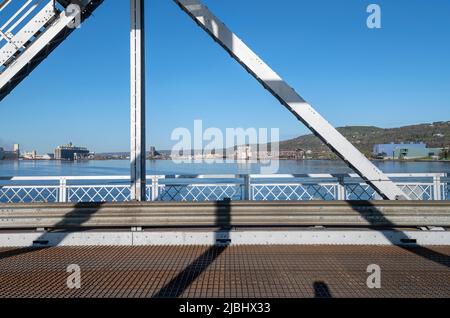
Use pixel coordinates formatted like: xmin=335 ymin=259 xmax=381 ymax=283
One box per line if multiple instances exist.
xmin=1 ymin=0 xmax=450 ymax=153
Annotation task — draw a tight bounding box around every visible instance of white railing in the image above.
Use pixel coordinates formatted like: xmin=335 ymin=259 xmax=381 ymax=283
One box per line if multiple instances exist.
xmin=0 ymin=173 xmax=448 ymax=203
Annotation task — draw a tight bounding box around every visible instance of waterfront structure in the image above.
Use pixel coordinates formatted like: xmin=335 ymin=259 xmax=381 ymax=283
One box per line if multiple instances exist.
xmin=235 ymin=145 xmax=253 ymax=160
xmin=42 ymin=153 xmax=55 ymax=160
xmin=373 ymin=142 xmax=426 ymax=158
xmin=54 ymin=142 xmax=90 ymax=161
xmin=149 ymin=146 xmax=156 ymax=158
xmin=148 ymin=146 xmax=165 ymax=159
xmin=0 ymin=144 xmax=19 ymax=160
xmin=279 ymin=149 xmax=306 ymax=160
xmin=22 ymin=150 xmax=38 ymax=160
xmin=373 ymin=142 xmax=443 ymax=160
xmin=13 ymin=144 xmax=19 ymax=155
xmin=23 ymin=150 xmax=54 ymax=160
xmin=394 ymin=147 xmax=442 ymax=160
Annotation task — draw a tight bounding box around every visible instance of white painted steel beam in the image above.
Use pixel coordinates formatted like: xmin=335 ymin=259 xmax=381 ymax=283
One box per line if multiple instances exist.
xmin=0 ymin=0 xmax=12 ymax=12
xmin=130 ymin=0 xmax=146 ymax=201
xmin=0 ymin=1 xmax=103 ymax=100
xmin=1 ymin=230 xmax=449 ymax=247
xmin=0 ymin=1 xmax=56 ymax=65
xmin=0 ymin=5 xmax=72 ymax=91
xmin=173 ymin=0 xmax=408 ymax=200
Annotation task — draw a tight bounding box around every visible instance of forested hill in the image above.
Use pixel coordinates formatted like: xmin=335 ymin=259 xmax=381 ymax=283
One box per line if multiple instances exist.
xmin=278 ymin=121 xmax=450 ymax=158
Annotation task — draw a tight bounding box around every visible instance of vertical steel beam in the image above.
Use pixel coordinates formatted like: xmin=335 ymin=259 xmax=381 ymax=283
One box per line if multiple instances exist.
xmin=130 ymin=0 xmax=146 ymax=201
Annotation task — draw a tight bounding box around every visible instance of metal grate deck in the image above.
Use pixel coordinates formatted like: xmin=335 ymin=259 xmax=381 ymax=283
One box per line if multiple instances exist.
xmin=0 ymin=245 xmax=449 ymax=298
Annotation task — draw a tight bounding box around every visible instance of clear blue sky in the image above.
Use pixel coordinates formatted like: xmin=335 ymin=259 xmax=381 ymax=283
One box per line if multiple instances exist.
xmin=1 ymin=0 xmax=450 ymax=153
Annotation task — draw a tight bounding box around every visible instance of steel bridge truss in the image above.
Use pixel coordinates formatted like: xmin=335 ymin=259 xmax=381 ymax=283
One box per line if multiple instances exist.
xmin=0 ymin=0 xmax=410 ymax=200
xmin=0 ymin=0 xmax=103 ymax=100
xmin=172 ymin=0 xmax=408 ymax=200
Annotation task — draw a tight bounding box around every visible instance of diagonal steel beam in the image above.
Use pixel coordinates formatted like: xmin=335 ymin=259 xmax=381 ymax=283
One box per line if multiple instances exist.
xmin=0 ymin=0 xmax=104 ymax=101
xmin=173 ymin=0 xmax=409 ymax=200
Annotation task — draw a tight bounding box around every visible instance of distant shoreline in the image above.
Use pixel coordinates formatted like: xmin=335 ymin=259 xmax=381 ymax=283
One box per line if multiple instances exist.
xmin=3 ymin=158 xmax=450 ymax=163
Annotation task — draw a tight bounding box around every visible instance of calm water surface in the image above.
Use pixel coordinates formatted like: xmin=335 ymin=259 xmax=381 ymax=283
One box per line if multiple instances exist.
xmin=0 ymin=160 xmax=449 ymax=176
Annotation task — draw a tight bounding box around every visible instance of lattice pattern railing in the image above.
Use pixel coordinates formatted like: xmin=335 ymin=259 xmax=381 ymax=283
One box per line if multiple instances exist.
xmin=345 ymin=183 xmax=435 ymax=201
xmin=252 ymin=183 xmax=338 ymax=201
xmin=0 ymin=186 xmax=58 ymax=203
xmin=67 ymin=185 xmax=131 ymax=203
xmin=444 ymin=183 xmax=449 ymax=200
xmin=0 ymin=174 xmax=447 ymax=203
xmin=157 ymin=184 xmax=242 ymax=202
xmin=345 ymin=184 xmax=379 ymax=201
xmin=397 ymin=183 xmax=434 ymax=201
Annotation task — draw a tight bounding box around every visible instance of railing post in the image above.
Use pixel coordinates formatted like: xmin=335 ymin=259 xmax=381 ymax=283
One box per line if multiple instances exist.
xmin=151 ymin=176 xmax=159 ymax=201
xmin=337 ymin=175 xmax=346 ymax=201
xmin=243 ymin=175 xmax=252 ymax=201
xmin=433 ymin=174 xmax=442 ymax=200
xmin=59 ymin=177 xmax=67 ymax=203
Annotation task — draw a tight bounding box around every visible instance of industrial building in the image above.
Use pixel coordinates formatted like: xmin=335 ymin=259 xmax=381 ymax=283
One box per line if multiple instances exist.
xmin=235 ymin=145 xmax=253 ymax=160
xmin=394 ymin=147 xmax=442 ymax=160
xmin=54 ymin=142 xmax=90 ymax=161
xmin=373 ymin=142 xmax=442 ymax=160
xmin=0 ymin=144 xmax=20 ymax=160
xmin=22 ymin=150 xmax=54 ymax=160
xmin=373 ymin=142 xmax=426 ymax=158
